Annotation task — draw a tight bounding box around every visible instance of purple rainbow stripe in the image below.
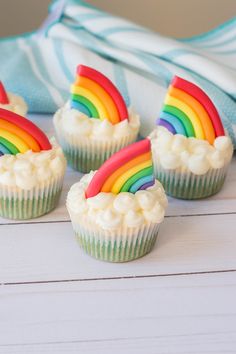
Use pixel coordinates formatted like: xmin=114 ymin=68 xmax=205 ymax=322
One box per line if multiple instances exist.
xmin=156 ymin=118 xmax=176 ymax=134
xmin=139 ymin=181 xmax=155 ymax=190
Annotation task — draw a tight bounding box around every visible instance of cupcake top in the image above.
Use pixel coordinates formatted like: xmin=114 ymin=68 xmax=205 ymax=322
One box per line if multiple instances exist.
xmin=0 ymin=138 xmax=66 ymax=190
xmin=54 ymin=65 xmax=140 ymax=141
xmin=151 ymin=75 xmax=233 ymax=174
xmin=67 ymin=139 xmax=167 ymax=230
xmin=54 ymin=103 xmax=140 ymax=141
xmin=0 ymin=82 xmax=28 ymax=116
xmin=0 ymin=109 xmax=66 ymax=190
xmin=150 ymin=126 xmax=233 ymax=175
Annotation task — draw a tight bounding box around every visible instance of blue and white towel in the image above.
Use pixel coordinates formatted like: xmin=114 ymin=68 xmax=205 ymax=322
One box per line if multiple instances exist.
xmin=1 ymin=0 xmax=236 ymax=146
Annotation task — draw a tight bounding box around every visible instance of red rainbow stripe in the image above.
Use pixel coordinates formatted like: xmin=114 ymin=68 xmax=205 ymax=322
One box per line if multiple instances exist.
xmin=0 ymin=109 xmax=51 ymax=155
xmin=0 ymin=82 xmax=9 ymax=104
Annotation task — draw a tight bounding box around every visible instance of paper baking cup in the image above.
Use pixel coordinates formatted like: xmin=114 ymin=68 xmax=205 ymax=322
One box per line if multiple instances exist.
xmin=0 ymin=176 xmax=64 ymax=220
xmin=71 ymin=221 xmax=160 ymax=262
xmin=153 ymin=163 xmax=229 ymax=199
xmin=54 ymin=127 xmax=138 ymax=173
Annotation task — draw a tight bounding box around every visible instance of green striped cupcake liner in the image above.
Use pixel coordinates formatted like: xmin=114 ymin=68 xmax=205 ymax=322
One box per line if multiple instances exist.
xmin=62 ymin=146 xmax=109 ymax=174
xmin=0 ymin=177 xmax=64 ymax=220
xmin=72 ymin=222 xmax=160 ymax=262
xmin=54 ymin=129 xmax=138 ymax=173
xmin=153 ymin=163 xmax=228 ymax=199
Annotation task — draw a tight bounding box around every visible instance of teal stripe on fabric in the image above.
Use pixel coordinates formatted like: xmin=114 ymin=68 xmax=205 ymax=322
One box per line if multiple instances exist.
xmin=52 ymin=39 xmax=74 ymax=82
xmin=67 ymin=27 xmax=107 ymax=55
xmin=113 ymin=64 xmax=130 ymax=106
xmin=62 ymin=23 xmax=83 ymax=30
xmin=0 ymin=38 xmax=58 ymax=113
xmin=98 ymin=26 xmax=149 ymax=37
xmin=28 ymin=38 xmax=67 ymax=100
xmin=161 ymin=49 xmax=199 ymax=61
xmin=190 ymin=34 xmax=236 ymax=49
xmin=138 ymin=53 xmax=172 ymax=85
xmin=0 ymin=0 xmax=236 ymax=147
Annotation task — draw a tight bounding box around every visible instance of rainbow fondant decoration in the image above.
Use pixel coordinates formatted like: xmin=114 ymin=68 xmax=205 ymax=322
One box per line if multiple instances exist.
xmin=0 ymin=82 xmax=9 ymax=105
xmin=157 ymin=76 xmax=225 ymax=145
xmin=70 ymin=65 xmax=128 ymax=124
xmin=0 ymin=108 xmax=51 ymax=155
xmin=86 ymin=138 xmax=154 ymax=198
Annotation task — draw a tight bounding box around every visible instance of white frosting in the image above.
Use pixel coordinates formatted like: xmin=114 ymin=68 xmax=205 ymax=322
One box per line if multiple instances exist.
xmin=150 ymin=127 xmax=233 ymax=175
xmin=53 ymin=101 xmax=140 ymax=141
xmin=67 ymin=171 xmax=168 ymax=230
xmin=0 ymin=92 xmax=28 ymax=116
xmin=0 ymin=138 xmax=66 ymax=190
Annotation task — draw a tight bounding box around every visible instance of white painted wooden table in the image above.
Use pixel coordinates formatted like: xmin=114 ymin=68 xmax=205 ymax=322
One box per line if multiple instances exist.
xmin=0 ymin=114 xmax=236 ymax=354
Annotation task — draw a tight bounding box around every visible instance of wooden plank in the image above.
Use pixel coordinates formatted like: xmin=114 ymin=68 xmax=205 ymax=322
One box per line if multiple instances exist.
xmin=0 ymin=272 xmax=236 ymax=352
xmin=0 ymin=213 xmax=236 ymax=284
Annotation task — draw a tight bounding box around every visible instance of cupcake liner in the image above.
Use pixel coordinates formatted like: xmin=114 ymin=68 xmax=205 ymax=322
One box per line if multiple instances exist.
xmin=153 ymin=163 xmax=229 ymax=199
xmin=71 ymin=221 xmax=160 ymax=262
xmin=54 ymin=127 xmax=138 ymax=173
xmin=0 ymin=176 xmax=64 ymax=220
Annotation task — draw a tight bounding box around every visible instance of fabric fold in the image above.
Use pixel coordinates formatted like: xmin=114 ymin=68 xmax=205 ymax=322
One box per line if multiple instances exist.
xmin=1 ymin=0 xmax=236 ymax=145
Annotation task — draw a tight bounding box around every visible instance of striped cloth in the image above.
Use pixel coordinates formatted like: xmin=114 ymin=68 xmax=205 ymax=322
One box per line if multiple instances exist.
xmin=1 ymin=0 xmax=236 ymax=146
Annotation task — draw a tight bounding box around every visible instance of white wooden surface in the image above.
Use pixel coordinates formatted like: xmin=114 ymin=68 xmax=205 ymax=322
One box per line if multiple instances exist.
xmin=0 ymin=114 xmax=236 ymax=353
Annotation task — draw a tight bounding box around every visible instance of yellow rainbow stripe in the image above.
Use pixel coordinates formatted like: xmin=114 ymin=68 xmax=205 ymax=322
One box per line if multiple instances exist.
xmin=71 ymin=85 xmax=108 ymax=120
xmin=111 ymin=160 xmax=152 ymax=194
xmin=0 ymin=129 xmax=29 ymax=153
xmin=165 ymin=95 xmax=205 ymax=140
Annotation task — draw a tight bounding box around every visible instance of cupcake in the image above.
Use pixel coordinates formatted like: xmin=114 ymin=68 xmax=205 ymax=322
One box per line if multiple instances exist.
xmin=0 ymin=109 xmax=66 ymax=219
xmin=67 ymin=139 xmax=167 ymax=262
xmin=150 ymin=76 xmax=233 ymax=199
xmin=54 ymin=65 xmax=140 ymax=173
xmin=0 ymin=81 xmax=28 ymax=116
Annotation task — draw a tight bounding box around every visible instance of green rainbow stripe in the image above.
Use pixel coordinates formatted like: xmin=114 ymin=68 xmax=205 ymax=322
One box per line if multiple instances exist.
xmin=71 ymin=94 xmax=99 ymax=118
xmin=163 ymin=105 xmax=195 ymax=137
xmin=120 ymin=166 xmax=153 ymax=192
xmin=0 ymin=137 xmax=19 ymax=154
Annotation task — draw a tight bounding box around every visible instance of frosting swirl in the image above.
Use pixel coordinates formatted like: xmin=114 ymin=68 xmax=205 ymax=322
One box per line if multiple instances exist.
xmin=150 ymin=127 xmax=233 ymax=175
xmin=0 ymin=92 xmax=28 ymax=116
xmin=0 ymin=138 xmax=66 ymax=190
xmin=53 ymin=101 xmax=140 ymax=142
xmin=67 ymin=171 xmax=168 ymax=230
